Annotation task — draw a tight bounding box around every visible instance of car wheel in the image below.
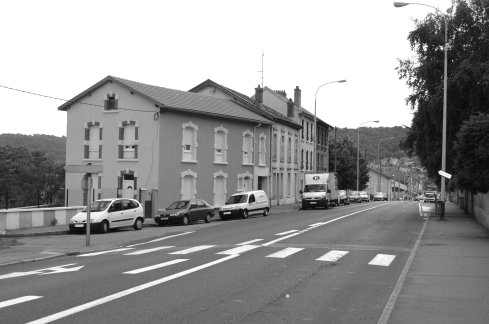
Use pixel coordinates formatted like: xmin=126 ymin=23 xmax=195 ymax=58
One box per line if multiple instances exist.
xmin=263 ymin=208 xmax=269 ymax=216
xmin=100 ymin=220 xmax=109 ymax=234
xmin=204 ymin=213 xmax=212 ymax=223
xmin=182 ymin=215 xmax=189 ymax=226
xmin=242 ymin=210 xmax=249 ymax=219
xmin=133 ymin=218 xmax=143 ymax=230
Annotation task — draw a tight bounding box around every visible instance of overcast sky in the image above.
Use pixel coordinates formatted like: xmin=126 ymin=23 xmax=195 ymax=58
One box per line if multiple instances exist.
xmin=1 ymin=0 xmax=452 ymax=137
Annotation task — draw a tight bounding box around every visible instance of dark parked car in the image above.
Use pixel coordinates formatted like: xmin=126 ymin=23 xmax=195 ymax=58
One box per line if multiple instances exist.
xmin=155 ymin=199 xmax=215 ymax=225
xmin=348 ymin=191 xmax=362 ymax=203
xmin=338 ymin=190 xmax=350 ymax=205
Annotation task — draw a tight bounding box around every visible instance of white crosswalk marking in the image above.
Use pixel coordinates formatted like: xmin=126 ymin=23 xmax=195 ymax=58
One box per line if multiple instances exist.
xmin=236 ymin=239 xmax=264 ymax=245
xmin=266 ymin=247 xmax=304 ymax=258
xmin=217 ymin=245 xmax=260 ymax=255
xmin=169 ymin=245 xmax=215 ymax=255
xmin=123 ymin=259 xmax=188 ymax=274
xmin=368 ymin=254 xmax=396 ymax=266
xmin=0 ymin=296 xmax=42 ymax=309
xmin=316 ymin=250 xmax=349 ymax=262
xmin=77 ymin=248 xmax=134 ymax=257
xmin=123 ymin=246 xmax=175 ymax=255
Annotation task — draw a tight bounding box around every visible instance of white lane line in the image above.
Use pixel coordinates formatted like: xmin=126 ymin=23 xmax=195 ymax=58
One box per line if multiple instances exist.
xmin=217 ymin=245 xmax=260 ymax=255
xmin=169 ymin=245 xmax=215 ymax=255
xmin=275 ymin=230 xmax=299 ymax=236
xmin=236 ymin=239 xmax=264 ymax=245
xmin=369 ymin=254 xmax=396 ymax=267
xmin=308 ymin=223 xmax=326 ymax=228
xmin=26 ymin=255 xmax=238 ymax=324
xmin=266 ymin=247 xmax=304 ymax=258
xmin=316 ymin=250 xmax=349 ymax=262
xmin=123 ymin=246 xmax=175 ymax=255
xmin=0 ymin=296 xmax=42 ymax=309
xmin=123 ymin=259 xmax=188 ymax=274
xmin=262 ymin=205 xmax=384 ymax=247
xmin=126 ymin=231 xmax=195 ymax=248
xmin=77 ymin=248 xmax=134 ymax=257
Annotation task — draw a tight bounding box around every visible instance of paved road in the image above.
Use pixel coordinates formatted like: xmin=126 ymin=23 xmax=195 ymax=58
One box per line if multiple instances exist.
xmin=1 ymin=201 xmax=488 ymax=323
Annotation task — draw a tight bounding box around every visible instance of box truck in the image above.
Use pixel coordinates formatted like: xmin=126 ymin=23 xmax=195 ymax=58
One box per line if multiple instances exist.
xmin=301 ymin=173 xmax=339 ymax=209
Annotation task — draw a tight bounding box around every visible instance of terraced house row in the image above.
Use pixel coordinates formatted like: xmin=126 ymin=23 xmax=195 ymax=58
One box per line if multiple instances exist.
xmin=59 ymin=76 xmax=333 ymax=215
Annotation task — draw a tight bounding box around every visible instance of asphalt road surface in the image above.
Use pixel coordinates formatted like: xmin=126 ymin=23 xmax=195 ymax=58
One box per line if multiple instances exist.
xmin=0 ymin=201 xmax=423 ymax=323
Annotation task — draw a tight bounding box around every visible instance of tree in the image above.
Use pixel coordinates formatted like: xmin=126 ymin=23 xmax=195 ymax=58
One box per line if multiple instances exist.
xmin=398 ymin=0 xmax=489 ymax=186
xmin=328 ymin=136 xmax=369 ymax=190
xmin=452 ymin=113 xmax=489 ymax=193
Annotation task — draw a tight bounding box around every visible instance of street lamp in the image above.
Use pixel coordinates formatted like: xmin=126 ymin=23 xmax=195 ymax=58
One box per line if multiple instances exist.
xmin=357 ymin=120 xmax=379 ymax=191
xmin=314 ymin=80 xmax=346 ymax=172
xmin=377 ymin=137 xmax=394 ymax=193
xmin=394 ymin=1 xmax=448 ymax=216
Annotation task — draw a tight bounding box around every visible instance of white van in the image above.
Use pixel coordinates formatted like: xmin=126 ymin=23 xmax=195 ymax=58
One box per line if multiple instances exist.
xmin=219 ymin=190 xmax=270 ymax=220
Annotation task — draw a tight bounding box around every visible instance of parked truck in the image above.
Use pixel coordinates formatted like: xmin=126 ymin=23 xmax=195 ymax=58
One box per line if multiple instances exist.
xmin=301 ymin=173 xmax=340 ymax=209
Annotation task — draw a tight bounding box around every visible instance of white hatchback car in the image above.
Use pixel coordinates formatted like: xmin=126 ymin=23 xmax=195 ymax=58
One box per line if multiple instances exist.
xmin=69 ymin=198 xmax=145 ymax=234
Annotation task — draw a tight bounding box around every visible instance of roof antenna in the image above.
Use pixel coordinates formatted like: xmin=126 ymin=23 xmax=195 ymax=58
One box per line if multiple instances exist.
xmin=258 ymin=51 xmax=264 ymax=88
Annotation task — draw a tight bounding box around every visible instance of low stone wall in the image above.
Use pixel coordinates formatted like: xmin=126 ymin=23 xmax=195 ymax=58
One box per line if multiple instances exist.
xmin=471 ymin=192 xmax=489 ymax=231
xmin=0 ymin=207 xmax=83 ymax=232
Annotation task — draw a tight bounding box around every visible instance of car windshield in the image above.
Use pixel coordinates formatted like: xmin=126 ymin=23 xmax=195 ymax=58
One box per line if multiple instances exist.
xmin=338 ymin=190 xmax=346 ymax=195
xmin=166 ymin=201 xmax=190 ymax=210
xmin=82 ymin=200 xmax=111 ymax=212
xmin=360 ymin=191 xmax=367 ymax=195
xmin=350 ymin=191 xmax=359 ymax=196
xmin=425 ymin=193 xmax=435 ymax=198
xmin=375 ymin=192 xmax=383 ymax=196
xmin=226 ymin=194 xmax=247 ymax=204
xmin=304 ymin=184 xmax=325 ymax=192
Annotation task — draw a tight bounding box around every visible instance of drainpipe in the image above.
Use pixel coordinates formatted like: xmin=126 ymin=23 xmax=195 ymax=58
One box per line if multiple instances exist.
xmin=269 ymin=124 xmax=273 ymax=206
xmin=253 ymin=123 xmax=261 ymax=190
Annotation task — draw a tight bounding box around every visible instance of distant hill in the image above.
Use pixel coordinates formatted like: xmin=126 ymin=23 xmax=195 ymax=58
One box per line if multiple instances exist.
xmin=0 ymin=134 xmax=66 ymax=163
xmin=332 ymin=126 xmax=408 ymax=163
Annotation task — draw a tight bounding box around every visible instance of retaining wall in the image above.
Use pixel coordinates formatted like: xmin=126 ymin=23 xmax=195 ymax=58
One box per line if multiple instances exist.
xmin=0 ymin=207 xmax=83 ymax=232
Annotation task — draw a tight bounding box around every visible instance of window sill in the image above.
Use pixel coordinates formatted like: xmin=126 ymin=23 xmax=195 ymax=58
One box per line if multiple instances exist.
xmin=214 ymin=162 xmax=228 ymax=165
xmin=103 ymin=110 xmax=119 ymax=114
xmin=181 ymin=160 xmax=198 ymax=164
xmin=241 ymin=163 xmax=253 ymax=167
xmin=83 ymin=158 xmax=102 ymax=162
xmin=117 ymin=159 xmax=139 ymax=162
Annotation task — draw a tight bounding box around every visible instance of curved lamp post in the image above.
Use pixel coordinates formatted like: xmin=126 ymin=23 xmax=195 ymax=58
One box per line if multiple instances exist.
xmin=313 ymin=80 xmax=346 ymax=172
xmin=357 ymin=120 xmax=379 ymax=191
xmin=394 ymin=1 xmax=448 ymax=217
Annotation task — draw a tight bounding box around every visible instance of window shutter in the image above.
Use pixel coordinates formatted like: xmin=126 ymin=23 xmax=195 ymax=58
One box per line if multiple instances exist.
xmin=84 ymin=145 xmax=89 ymax=159
xmin=135 ymin=127 xmax=138 ymax=140
xmin=85 ymin=128 xmax=89 ymax=141
xmin=104 ymin=100 xmax=109 ymax=110
xmin=117 ymin=176 xmax=122 ymax=189
xmin=134 ymin=177 xmax=137 ymax=190
xmin=99 ymin=128 xmax=103 ymax=140
xmin=118 ymin=145 xmax=123 ymax=159
xmin=99 ymin=145 xmax=102 ymax=159
xmin=119 ymin=127 xmax=124 ymax=140
xmin=134 ymin=145 xmax=138 ymax=159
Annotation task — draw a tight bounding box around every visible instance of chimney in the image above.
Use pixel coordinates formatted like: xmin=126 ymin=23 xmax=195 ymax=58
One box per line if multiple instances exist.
xmin=255 ymin=85 xmax=263 ymax=104
xmin=294 ymin=86 xmax=301 ymax=108
xmin=287 ymin=99 xmax=295 ymax=118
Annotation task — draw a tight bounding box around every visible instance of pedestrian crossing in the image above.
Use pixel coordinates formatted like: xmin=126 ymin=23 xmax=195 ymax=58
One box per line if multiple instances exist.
xmin=76 ymin=243 xmax=396 ymax=268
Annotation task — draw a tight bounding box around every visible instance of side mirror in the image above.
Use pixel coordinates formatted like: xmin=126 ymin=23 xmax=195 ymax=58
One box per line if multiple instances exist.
xmin=299 ymin=190 xmax=303 ymax=194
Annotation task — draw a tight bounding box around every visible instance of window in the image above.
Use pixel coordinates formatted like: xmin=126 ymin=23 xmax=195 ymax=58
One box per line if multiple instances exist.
xmin=287 ymin=135 xmax=292 ymax=163
xmin=237 ymin=172 xmax=253 ymax=192
xmin=301 ymin=120 xmax=304 ymax=139
xmin=104 ymin=92 xmax=118 ymax=111
xmin=118 ymin=121 xmax=138 ymax=160
xmin=272 ymin=131 xmax=278 ymax=161
xmin=182 ymin=122 xmax=198 ymax=162
xmin=259 ymin=134 xmax=266 ymax=166
xmin=214 ymin=126 xmax=228 ymax=164
xmin=181 ymin=169 xmax=197 ymax=199
xmin=242 ymin=130 xmax=253 ymax=165
xmin=84 ymin=122 xmax=102 ymax=160
xmin=294 ymin=136 xmax=299 ymax=164
xmin=280 ymin=133 xmax=285 ymax=162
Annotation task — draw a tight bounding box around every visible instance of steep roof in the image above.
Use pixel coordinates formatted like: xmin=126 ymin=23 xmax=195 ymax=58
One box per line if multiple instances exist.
xmin=58 ymin=76 xmax=272 ymax=124
xmin=189 ymin=79 xmax=301 ymax=129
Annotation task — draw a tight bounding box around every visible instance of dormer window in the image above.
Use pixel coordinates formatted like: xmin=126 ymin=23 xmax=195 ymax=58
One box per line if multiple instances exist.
xmin=105 ymin=92 xmax=118 ymax=110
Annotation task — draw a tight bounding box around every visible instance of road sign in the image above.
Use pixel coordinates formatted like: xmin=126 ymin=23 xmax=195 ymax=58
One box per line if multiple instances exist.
xmin=64 ymin=164 xmax=103 ymax=173
xmin=438 ymin=170 xmax=452 ymax=179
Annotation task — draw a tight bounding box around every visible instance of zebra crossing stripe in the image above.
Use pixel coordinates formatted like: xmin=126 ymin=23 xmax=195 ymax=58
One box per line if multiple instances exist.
xmin=123 ymin=259 xmax=188 ymax=274
xmin=217 ymin=245 xmax=260 ymax=255
xmin=316 ymin=250 xmax=349 ymax=262
xmin=0 ymin=296 xmax=42 ymax=309
xmin=368 ymin=254 xmax=396 ymax=267
xmin=266 ymin=247 xmax=304 ymax=258
xmin=169 ymin=245 xmax=216 ymax=255
xmin=123 ymin=246 xmax=175 ymax=255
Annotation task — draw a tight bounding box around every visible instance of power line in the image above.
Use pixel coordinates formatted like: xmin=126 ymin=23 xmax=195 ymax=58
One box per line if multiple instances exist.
xmin=0 ymin=84 xmax=156 ymax=113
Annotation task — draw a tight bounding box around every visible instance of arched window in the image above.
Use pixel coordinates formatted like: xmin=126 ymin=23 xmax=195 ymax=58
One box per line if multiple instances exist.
xmin=182 ymin=122 xmax=198 ymax=162
xmin=214 ymin=126 xmax=228 ymax=164
xmin=242 ymin=130 xmax=253 ymax=165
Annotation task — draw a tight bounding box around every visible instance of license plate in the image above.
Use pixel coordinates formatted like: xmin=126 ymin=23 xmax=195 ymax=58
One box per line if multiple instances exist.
xmin=310 ymin=202 xmax=317 ymax=204
xmin=223 ymin=212 xmax=231 ymax=215
xmin=160 ymin=217 xmax=168 ymax=220
xmin=75 ymin=224 xmax=84 ymax=228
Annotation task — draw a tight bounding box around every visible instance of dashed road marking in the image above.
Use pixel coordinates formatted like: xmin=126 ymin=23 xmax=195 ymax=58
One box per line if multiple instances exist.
xmin=123 ymin=259 xmax=188 ymax=274
xmin=316 ymin=250 xmax=349 ymax=262
xmin=123 ymin=246 xmax=174 ymax=255
xmin=169 ymin=245 xmax=215 ymax=255
xmin=77 ymin=248 xmax=134 ymax=257
xmin=369 ymin=254 xmax=396 ymax=267
xmin=217 ymin=245 xmax=260 ymax=255
xmin=266 ymin=247 xmax=304 ymax=258
xmin=0 ymin=296 xmax=42 ymax=309
xmin=275 ymin=230 xmax=299 ymax=236
xmin=236 ymin=239 xmax=264 ymax=245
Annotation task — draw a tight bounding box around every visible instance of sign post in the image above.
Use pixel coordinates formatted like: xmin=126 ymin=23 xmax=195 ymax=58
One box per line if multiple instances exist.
xmin=65 ymin=164 xmax=103 ymax=246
